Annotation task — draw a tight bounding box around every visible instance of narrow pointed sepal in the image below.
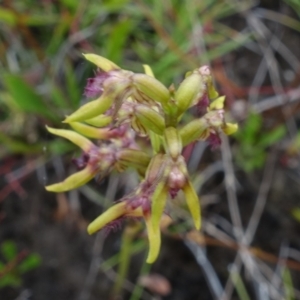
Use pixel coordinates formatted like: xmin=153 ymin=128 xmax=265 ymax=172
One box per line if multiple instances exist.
xmin=84 ymin=115 xmax=112 ymax=127
xmin=69 ymin=122 xmax=113 ymax=140
xmin=182 ymin=180 xmax=201 ymax=230
xmin=87 ymin=202 xmax=127 ymax=235
xmin=46 ymin=126 xmax=93 ymax=152
xmin=64 ymin=95 xmax=113 ymax=123
xmin=83 ymin=54 xmax=120 ymax=71
xmin=45 ymin=167 xmax=95 ymax=193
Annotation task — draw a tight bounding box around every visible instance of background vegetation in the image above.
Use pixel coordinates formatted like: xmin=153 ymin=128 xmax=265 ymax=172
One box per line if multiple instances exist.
xmin=1 ymin=0 xmax=300 ymax=299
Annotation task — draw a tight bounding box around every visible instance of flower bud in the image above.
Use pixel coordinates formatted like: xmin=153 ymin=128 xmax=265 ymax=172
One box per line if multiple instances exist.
xmin=118 ymin=149 xmax=151 ymax=169
xmin=145 ymin=154 xmax=167 ymax=184
xmin=175 ymin=72 xmax=205 ymax=113
xmin=164 ymin=127 xmax=182 ymax=159
xmin=46 ymin=126 xmax=93 ymax=152
xmin=149 ymin=131 xmax=162 ymax=154
xmin=46 ymin=166 xmax=96 ymax=192
xmin=83 ymin=54 xmax=120 ymax=71
xmin=135 ymin=105 xmax=165 ymax=135
xmin=182 ymin=180 xmax=201 ymax=230
xmin=133 ymin=74 xmax=170 ymax=105
xmin=179 ymin=118 xmax=207 ymax=147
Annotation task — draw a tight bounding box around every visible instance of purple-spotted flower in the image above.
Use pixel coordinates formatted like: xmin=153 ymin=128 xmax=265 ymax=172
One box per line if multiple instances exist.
xmin=46 ymin=54 xmax=238 ymax=263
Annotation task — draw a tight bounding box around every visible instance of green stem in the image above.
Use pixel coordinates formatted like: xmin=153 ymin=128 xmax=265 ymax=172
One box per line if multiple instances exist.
xmin=112 ymin=224 xmax=140 ymax=298
xmin=129 ymin=254 xmax=152 ymax=300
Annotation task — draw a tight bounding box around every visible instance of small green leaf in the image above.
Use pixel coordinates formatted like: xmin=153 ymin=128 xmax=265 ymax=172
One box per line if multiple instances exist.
xmin=1 ymin=241 xmax=17 ymax=261
xmin=23 ymin=14 xmax=57 ymax=26
xmin=47 ymin=140 xmax=76 ymax=155
xmin=207 ymin=33 xmax=252 ymax=61
xmin=292 ymin=207 xmax=300 ymax=223
xmin=18 ymin=254 xmax=41 ymax=274
xmin=0 ymin=132 xmax=42 ymax=155
xmin=235 ymin=113 xmax=262 ymax=145
xmin=106 ymin=19 xmax=134 ymax=64
xmin=0 ymin=8 xmax=16 ymax=25
xmin=59 ymin=0 xmax=79 ymax=10
xmin=3 ymin=74 xmax=57 ymax=121
xmin=65 ymin=61 xmax=81 ymax=108
xmin=0 ymin=261 xmax=5 ymax=270
xmin=0 ymin=274 xmax=21 ymax=288
xmin=49 ymin=82 xmax=70 ymax=109
xmin=257 ymin=126 xmax=286 ymax=148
